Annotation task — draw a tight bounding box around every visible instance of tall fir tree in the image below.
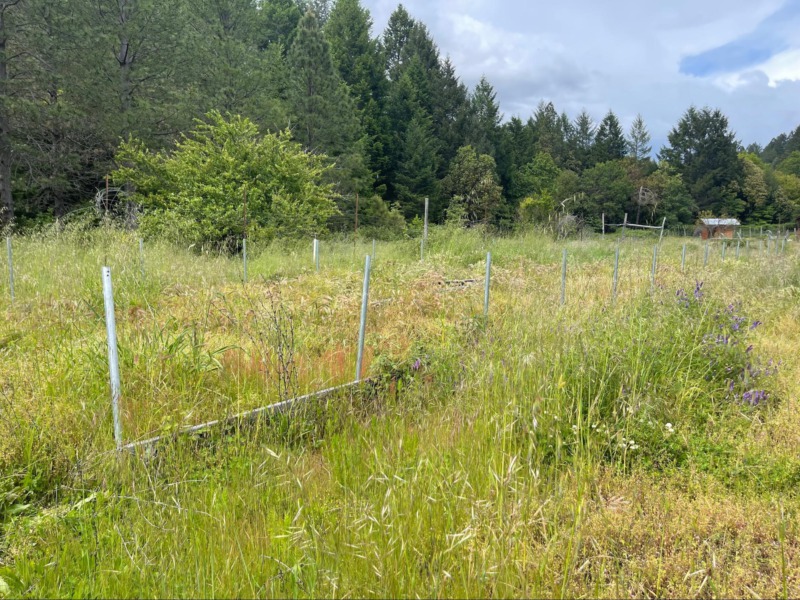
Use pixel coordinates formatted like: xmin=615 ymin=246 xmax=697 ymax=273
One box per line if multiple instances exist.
xmin=325 ymin=0 xmax=389 ymax=191
xmin=394 ymin=112 xmax=440 ymax=219
xmin=258 ymin=0 xmax=301 ymax=50
xmin=570 ymin=109 xmax=596 ymax=171
xmin=626 ymin=113 xmax=652 ymax=160
xmin=288 ymin=10 xmax=370 ymax=195
xmin=464 ymin=76 xmax=501 ymax=158
xmin=382 ymin=4 xmax=415 ymax=81
xmin=593 ymin=110 xmax=627 ymax=163
xmin=659 ymin=106 xmax=744 ymax=217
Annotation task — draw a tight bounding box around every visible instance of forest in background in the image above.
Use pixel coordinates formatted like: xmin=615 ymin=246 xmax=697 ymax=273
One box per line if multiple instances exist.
xmin=0 ymin=0 xmax=799 ymax=239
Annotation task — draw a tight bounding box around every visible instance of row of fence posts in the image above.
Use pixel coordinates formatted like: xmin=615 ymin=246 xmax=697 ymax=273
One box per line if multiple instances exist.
xmin=4 ymin=231 xmax=794 ymax=309
xmin=99 ymin=248 xmax=376 ymax=450
xmin=1 ymin=231 xmax=793 ymax=450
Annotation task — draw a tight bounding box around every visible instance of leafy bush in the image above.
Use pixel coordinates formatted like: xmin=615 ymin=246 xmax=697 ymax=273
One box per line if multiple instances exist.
xmin=114 ymin=112 xmax=338 ymax=250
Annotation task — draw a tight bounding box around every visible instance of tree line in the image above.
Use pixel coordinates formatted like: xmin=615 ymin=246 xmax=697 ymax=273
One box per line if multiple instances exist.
xmin=0 ymin=0 xmax=798 ymax=237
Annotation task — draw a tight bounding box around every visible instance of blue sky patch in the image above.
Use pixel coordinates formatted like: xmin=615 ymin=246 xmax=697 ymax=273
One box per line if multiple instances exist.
xmin=680 ymin=1 xmax=800 ymax=76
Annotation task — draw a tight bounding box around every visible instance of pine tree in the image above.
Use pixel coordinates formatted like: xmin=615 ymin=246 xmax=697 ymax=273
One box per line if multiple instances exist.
xmin=394 ymin=113 xmax=440 ymax=219
xmin=194 ymin=0 xmax=289 ymax=130
xmin=593 ymin=110 xmax=627 ymax=163
xmin=288 ymin=11 xmax=369 ymax=194
xmin=325 ymin=0 xmax=389 ymax=190
xmin=532 ymin=102 xmax=569 ymax=167
xmin=464 ymin=76 xmax=501 ymax=158
xmin=659 ymin=106 xmax=744 ymax=217
xmin=570 ymin=110 xmax=596 ymax=171
xmin=383 ymin=4 xmax=415 ymax=81
xmin=430 ymin=56 xmax=468 ymax=168
xmin=626 ymin=114 xmax=652 ymax=160
xmin=258 ymin=0 xmax=301 ymax=51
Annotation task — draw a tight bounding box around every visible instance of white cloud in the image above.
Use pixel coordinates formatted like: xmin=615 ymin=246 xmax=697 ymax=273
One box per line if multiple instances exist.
xmin=362 ymin=0 xmax=800 ymax=146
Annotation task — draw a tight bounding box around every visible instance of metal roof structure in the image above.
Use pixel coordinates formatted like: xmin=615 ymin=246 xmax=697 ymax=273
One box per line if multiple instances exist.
xmin=700 ymin=218 xmax=740 ymax=226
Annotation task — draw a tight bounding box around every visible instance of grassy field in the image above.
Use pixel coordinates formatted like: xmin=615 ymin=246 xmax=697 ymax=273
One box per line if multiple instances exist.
xmin=1 ymin=224 xmax=799 ymax=598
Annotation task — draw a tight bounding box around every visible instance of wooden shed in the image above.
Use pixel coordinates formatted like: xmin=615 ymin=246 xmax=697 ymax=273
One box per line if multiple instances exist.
xmin=698 ymin=218 xmax=740 ymax=240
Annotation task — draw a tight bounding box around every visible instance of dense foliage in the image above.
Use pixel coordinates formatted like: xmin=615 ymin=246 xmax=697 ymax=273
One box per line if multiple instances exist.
xmin=114 ymin=113 xmax=337 ymax=247
xmin=1 ymin=0 xmax=798 ymax=237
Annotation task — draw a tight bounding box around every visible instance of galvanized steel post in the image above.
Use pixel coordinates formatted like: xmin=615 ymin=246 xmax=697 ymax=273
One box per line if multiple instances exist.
xmin=355 ymin=255 xmax=371 ymax=382
xmin=102 ymin=267 xmax=123 ymax=450
xmin=721 ymin=241 xmax=726 ymax=262
xmin=681 ymin=243 xmax=686 ymax=273
xmin=650 ymin=245 xmax=658 ymax=290
xmin=484 ymin=252 xmax=492 ymax=319
xmin=612 ymin=247 xmax=620 ymax=302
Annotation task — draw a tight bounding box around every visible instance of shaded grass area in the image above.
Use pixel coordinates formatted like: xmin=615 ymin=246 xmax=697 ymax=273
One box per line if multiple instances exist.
xmin=1 ymin=225 xmax=799 ymax=597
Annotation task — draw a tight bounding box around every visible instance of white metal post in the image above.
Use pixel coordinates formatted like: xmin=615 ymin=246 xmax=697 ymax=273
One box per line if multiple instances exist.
xmin=484 ymin=252 xmax=492 ymax=318
xmin=102 ymin=267 xmax=123 ymax=450
xmin=355 ymin=255 xmax=371 ymax=382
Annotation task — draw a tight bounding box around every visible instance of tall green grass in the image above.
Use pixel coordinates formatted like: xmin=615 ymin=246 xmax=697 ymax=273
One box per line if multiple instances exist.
xmin=1 ymin=225 xmax=799 ymax=598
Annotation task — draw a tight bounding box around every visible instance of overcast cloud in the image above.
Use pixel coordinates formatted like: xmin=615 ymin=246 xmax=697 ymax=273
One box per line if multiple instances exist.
xmin=361 ymin=0 xmax=800 ymax=152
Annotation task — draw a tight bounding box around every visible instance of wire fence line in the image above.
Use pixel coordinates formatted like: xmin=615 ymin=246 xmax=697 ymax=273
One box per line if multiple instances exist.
xmin=2 ymin=232 xmax=796 ymax=453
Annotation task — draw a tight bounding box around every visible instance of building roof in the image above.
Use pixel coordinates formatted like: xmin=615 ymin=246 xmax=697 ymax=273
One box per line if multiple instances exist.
xmin=700 ymin=218 xmax=740 ymax=226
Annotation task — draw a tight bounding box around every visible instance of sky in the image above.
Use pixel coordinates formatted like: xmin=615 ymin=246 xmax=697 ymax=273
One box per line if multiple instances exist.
xmin=361 ymin=0 xmax=800 ymax=153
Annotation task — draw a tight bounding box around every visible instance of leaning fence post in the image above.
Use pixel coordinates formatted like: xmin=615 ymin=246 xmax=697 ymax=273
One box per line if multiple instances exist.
xmin=6 ymin=236 xmax=14 ymax=303
xmin=650 ymin=245 xmax=658 ymax=291
xmin=102 ymin=267 xmax=123 ymax=451
xmin=560 ymin=248 xmax=567 ymax=306
xmin=681 ymin=243 xmax=686 ymax=273
xmin=658 ymin=217 xmax=666 ymax=245
xmin=355 ymin=255 xmax=372 ymax=382
xmin=612 ymin=247 xmax=620 ymax=302
xmin=484 ymin=251 xmax=492 ymax=319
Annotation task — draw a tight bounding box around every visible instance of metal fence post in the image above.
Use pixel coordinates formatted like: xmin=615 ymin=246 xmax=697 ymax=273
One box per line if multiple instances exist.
xmin=561 ymin=248 xmax=567 ymax=306
xmin=704 ymin=243 xmax=709 ymax=267
xmin=612 ymin=247 xmax=620 ymax=302
xmin=681 ymin=243 xmax=686 ymax=273
xmin=423 ymin=197 xmax=429 ymax=243
xmin=484 ymin=251 xmax=492 ymax=319
xmin=6 ymin=237 xmax=14 ymax=303
xmin=721 ymin=241 xmax=726 ymax=262
xmin=313 ymin=238 xmax=318 ymax=272
xmin=355 ymin=255 xmax=372 ymax=382
xmin=102 ymin=267 xmax=123 ymax=451
xmin=650 ymin=245 xmax=658 ymax=290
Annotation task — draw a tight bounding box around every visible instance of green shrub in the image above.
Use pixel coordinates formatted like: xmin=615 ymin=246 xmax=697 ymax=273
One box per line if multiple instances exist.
xmin=114 ymin=112 xmax=338 ymax=250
